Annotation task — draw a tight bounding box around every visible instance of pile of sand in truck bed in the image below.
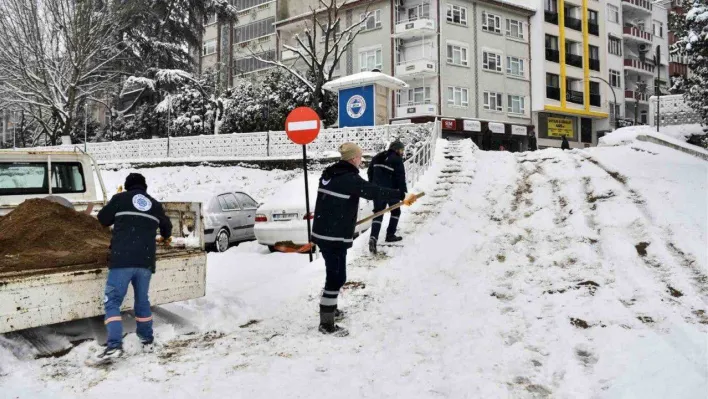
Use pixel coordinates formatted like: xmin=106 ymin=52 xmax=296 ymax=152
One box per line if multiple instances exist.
xmin=0 ymin=199 xmax=111 ymax=274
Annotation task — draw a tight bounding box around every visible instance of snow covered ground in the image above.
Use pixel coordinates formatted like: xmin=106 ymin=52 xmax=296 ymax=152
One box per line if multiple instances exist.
xmin=2 ymin=138 xmax=707 ymax=398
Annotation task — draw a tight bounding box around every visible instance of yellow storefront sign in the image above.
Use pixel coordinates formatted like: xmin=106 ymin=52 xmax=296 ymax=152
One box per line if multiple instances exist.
xmin=547 ymin=117 xmax=573 ymax=137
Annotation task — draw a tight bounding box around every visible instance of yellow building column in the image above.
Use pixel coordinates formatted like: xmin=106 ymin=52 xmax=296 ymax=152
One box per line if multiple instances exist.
xmin=582 ymin=0 xmax=591 ymax=112
xmin=558 ymin=0 xmax=567 ymax=108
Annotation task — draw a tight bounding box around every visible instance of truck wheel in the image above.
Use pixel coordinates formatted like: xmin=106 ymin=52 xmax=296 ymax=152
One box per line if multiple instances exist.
xmin=215 ymin=228 xmax=230 ymax=253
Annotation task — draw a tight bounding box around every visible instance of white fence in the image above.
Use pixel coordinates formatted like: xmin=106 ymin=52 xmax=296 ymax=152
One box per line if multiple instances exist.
xmin=649 ymin=94 xmax=702 ymax=126
xmin=33 ymin=123 xmax=436 ymax=163
xmin=403 ymin=122 xmax=440 ymax=187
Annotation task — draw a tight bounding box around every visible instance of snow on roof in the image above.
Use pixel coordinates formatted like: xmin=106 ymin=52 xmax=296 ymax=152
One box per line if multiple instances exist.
xmin=323 ymin=72 xmax=408 ymax=92
xmin=487 ymin=0 xmax=537 ymax=12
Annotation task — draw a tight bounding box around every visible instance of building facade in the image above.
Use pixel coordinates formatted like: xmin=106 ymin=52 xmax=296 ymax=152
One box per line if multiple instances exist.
xmin=531 ymin=0 xmax=669 ymax=149
xmin=668 ymin=0 xmax=689 ymax=81
xmin=199 ymin=0 xmax=278 ymax=86
xmin=276 ymin=0 xmax=536 ymax=151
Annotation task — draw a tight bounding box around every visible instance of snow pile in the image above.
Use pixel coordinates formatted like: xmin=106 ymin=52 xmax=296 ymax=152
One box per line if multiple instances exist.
xmin=599 ymin=125 xmax=708 ymax=151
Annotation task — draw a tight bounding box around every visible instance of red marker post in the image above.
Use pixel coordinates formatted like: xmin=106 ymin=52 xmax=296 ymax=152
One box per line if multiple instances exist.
xmin=285 ymin=107 xmax=321 ymax=262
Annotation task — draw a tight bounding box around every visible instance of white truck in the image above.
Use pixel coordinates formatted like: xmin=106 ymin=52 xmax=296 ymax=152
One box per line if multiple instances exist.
xmin=0 ymin=148 xmax=207 ymax=335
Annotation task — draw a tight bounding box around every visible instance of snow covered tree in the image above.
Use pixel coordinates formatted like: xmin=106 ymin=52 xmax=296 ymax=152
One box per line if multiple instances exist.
xmin=670 ymin=0 xmax=708 ymax=124
xmin=253 ymin=0 xmax=373 ymax=120
xmin=0 ymin=0 xmax=123 ymax=145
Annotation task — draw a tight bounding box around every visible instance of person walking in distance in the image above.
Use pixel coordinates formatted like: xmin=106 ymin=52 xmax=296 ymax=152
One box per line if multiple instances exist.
xmin=312 ymin=142 xmax=417 ymax=336
xmin=561 ymin=135 xmax=570 ymax=150
xmin=527 ymin=126 xmax=538 ymax=151
xmin=481 ymin=127 xmax=492 ymax=151
xmin=367 ymin=140 xmax=407 ymax=254
xmin=93 ymin=173 xmax=172 ymax=362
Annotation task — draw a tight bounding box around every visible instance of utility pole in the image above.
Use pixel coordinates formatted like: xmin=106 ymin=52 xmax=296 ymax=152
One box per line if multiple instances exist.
xmin=654 ymin=45 xmax=661 ymax=132
xmin=84 ymin=102 xmax=88 ymax=151
xmin=12 ymin=111 xmax=16 ymax=149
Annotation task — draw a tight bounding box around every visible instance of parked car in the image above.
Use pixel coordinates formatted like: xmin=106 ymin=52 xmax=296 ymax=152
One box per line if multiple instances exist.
xmin=254 ymin=173 xmax=374 ymax=252
xmin=203 ymin=191 xmax=260 ymax=252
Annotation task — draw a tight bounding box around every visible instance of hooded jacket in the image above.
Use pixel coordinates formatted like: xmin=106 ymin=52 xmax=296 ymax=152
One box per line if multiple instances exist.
xmin=367 ymin=149 xmax=407 ymax=200
xmin=312 ymin=161 xmax=401 ymax=250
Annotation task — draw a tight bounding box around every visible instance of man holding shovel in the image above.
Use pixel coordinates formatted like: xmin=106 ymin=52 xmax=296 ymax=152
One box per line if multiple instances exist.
xmin=367 ymin=140 xmax=408 ymax=254
xmin=312 ymin=142 xmax=417 ymax=336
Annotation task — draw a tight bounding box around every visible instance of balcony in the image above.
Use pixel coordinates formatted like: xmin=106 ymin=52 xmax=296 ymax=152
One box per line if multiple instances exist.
xmin=624 ymin=58 xmax=655 ymax=75
xmin=546 ymin=86 xmax=561 ymax=101
xmin=589 ymin=22 xmax=599 ymax=36
xmin=565 ymin=16 xmax=582 ymax=31
xmin=396 ymin=102 xmax=437 ymax=118
xmin=566 ymin=53 xmax=583 ymax=68
xmin=622 ymin=0 xmax=652 ymax=13
xmin=590 ymin=94 xmax=601 ymax=107
xmin=394 ymin=18 xmax=435 ymax=39
xmin=623 ymin=26 xmax=653 ymax=43
xmin=590 ymin=58 xmax=600 ymax=71
xmin=546 ymin=49 xmax=560 ymax=63
xmin=625 ymin=89 xmax=649 ymax=102
xmin=395 ymin=58 xmax=437 ymax=78
xmin=544 ymin=11 xmax=558 ymax=25
xmin=566 ymin=90 xmax=584 ymax=104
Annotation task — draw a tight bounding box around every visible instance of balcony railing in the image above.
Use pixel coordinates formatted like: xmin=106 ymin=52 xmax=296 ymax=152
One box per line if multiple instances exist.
xmin=546 ymin=86 xmax=561 ymax=100
xmin=567 ymin=90 xmax=584 ymax=104
xmin=565 ymin=16 xmax=582 ymax=31
xmin=622 ymin=0 xmax=652 ymax=12
xmin=546 ymin=49 xmax=560 ymax=63
xmin=589 ymin=22 xmax=599 ymax=36
xmin=590 ymin=94 xmax=601 ymax=107
xmin=544 ymin=11 xmax=559 ymax=25
xmin=590 ymin=58 xmax=600 ymax=71
xmin=566 ymin=53 xmax=583 ymax=68
xmin=624 ymin=58 xmax=655 ymax=74
xmin=623 ymin=26 xmax=652 ymax=42
xmin=625 ymin=89 xmax=649 ymax=101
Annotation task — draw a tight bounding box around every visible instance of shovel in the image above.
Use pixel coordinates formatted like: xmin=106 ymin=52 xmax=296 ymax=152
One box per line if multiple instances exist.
xmin=273 ymin=192 xmax=425 ymax=254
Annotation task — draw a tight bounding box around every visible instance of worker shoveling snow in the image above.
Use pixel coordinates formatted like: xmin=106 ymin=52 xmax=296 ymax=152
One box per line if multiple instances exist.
xmin=0 ymin=199 xmax=111 ymax=274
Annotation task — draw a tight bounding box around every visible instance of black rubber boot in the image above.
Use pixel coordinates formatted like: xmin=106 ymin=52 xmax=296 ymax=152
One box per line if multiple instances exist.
xmin=319 ymin=308 xmax=348 ymax=337
xmin=385 ymin=235 xmax=403 ymax=242
xmin=368 ymin=237 xmax=377 ymax=254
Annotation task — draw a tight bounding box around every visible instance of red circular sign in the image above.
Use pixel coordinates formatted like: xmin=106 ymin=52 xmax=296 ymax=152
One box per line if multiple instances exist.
xmin=285 ymin=107 xmax=321 ymax=145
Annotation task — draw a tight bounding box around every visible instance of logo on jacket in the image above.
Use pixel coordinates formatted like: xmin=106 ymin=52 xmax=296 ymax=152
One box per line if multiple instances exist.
xmin=346 ymin=95 xmax=366 ymax=119
xmin=132 ymin=194 xmax=153 ymax=212
xmin=321 ymin=178 xmax=331 ymax=186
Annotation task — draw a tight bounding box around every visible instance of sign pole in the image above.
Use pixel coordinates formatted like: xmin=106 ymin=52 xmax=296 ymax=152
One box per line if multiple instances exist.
xmin=302 ymin=144 xmax=313 ymax=262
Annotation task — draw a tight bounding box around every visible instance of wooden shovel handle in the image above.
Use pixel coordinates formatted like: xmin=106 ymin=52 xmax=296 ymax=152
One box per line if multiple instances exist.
xmin=356 ymin=192 xmax=425 ymax=226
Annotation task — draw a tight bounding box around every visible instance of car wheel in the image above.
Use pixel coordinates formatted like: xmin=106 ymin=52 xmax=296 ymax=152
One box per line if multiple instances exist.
xmin=215 ymin=228 xmax=230 ymax=253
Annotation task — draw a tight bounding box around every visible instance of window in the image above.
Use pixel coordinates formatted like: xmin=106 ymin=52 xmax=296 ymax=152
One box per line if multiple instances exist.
xmin=608 ymin=36 xmax=622 ymax=56
xmin=446 ymin=4 xmax=468 ymax=25
xmin=361 ymin=9 xmax=382 ymax=30
xmin=408 ymin=4 xmax=431 ymax=21
xmin=590 ymin=81 xmax=600 ymax=95
xmin=653 ymin=20 xmax=663 ymax=37
xmin=202 ymin=39 xmax=217 ymax=56
xmin=0 ymin=162 xmax=47 ymax=195
xmin=320 ymin=22 xmax=341 ymax=42
xmin=359 ymin=48 xmax=382 ymax=71
xmin=588 ymin=10 xmax=598 ymax=23
xmin=506 ymin=56 xmax=525 ymax=77
xmin=50 ymin=163 xmax=86 ymax=194
xmin=483 ymin=91 xmax=503 ymax=111
xmin=545 ymin=0 xmax=557 ymax=13
xmin=205 ymin=13 xmax=217 ymax=25
xmin=408 ymin=87 xmax=432 ymax=104
xmin=607 ymin=4 xmax=619 ymax=23
xmin=483 ymin=51 xmax=502 ymax=72
xmin=547 ymin=73 xmax=560 ymax=88
xmin=447 ymin=44 xmax=469 ymax=66
xmin=447 ymin=86 xmax=469 ymax=107
xmin=589 ymin=45 xmax=599 ymax=60
xmin=235 ymin=16 xmax=276 ymax=43
xmin=234 ymin=192 xmax=259 ymax=209
xmin=506 ymin=19 xmax=524 ymax=40
xmin=233 ymin=50 xmax=275 ymax=73
xmin=545 ymin=34 xmax=558 ymax=50
xmin=508 ymin=95 xmax=525 ymax=115
xmin=233 ymin=0 xmax=271 ymax=10
xmin=609 ymin=102 xmax=622 ymax=121
xmin=482 ymin=12 xmax=502 ymax=33
xmin=218 ymin=194 xmax=241 ymax=211
xmin=609 ymin=70 xmax=621 ymax=88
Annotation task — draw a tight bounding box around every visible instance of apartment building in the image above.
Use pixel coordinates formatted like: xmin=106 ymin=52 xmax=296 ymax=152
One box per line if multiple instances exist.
xmin=531 ymin=0 xmax=668 ymax=148
xmin=276 ymin=0 xmax=536 ymax=150
xmin=200 ymin=0 xmax=278 ymax=86
xmin=668 ymin=0 xmax=689 ymax=81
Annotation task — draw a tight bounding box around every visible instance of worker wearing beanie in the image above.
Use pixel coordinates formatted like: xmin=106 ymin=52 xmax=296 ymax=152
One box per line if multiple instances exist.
xmin=93 ymin=173 xmax=172 ymax=363
xmin=366 ymin=140 xmax=407 ymax=254
xmin=312 ymin=142 xmax=417 ymax=336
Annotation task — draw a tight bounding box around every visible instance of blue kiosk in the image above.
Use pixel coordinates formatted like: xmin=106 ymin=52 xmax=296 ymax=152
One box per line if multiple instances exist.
xmin=323 ymin=71 xmax=408 ymax=127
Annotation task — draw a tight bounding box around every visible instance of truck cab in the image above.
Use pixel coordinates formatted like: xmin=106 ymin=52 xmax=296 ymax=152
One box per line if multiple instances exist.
xmin=0 ymin=149 xmax=106 ymax=216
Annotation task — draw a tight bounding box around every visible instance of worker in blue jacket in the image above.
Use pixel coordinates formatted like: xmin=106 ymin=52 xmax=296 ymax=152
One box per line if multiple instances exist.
xmin=367 ymin=140 xmax=408 ymax=254
xmin=93 ymin=173 xmax=172 ymax=362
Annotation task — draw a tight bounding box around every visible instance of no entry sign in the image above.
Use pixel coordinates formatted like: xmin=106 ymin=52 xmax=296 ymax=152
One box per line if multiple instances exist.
xmin=285 ymin=107 xmax=321 ymax=145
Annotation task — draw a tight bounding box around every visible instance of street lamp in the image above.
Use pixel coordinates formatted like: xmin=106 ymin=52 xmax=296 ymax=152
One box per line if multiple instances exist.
xmin=12 ymin=111 xmax=16 ymax=149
